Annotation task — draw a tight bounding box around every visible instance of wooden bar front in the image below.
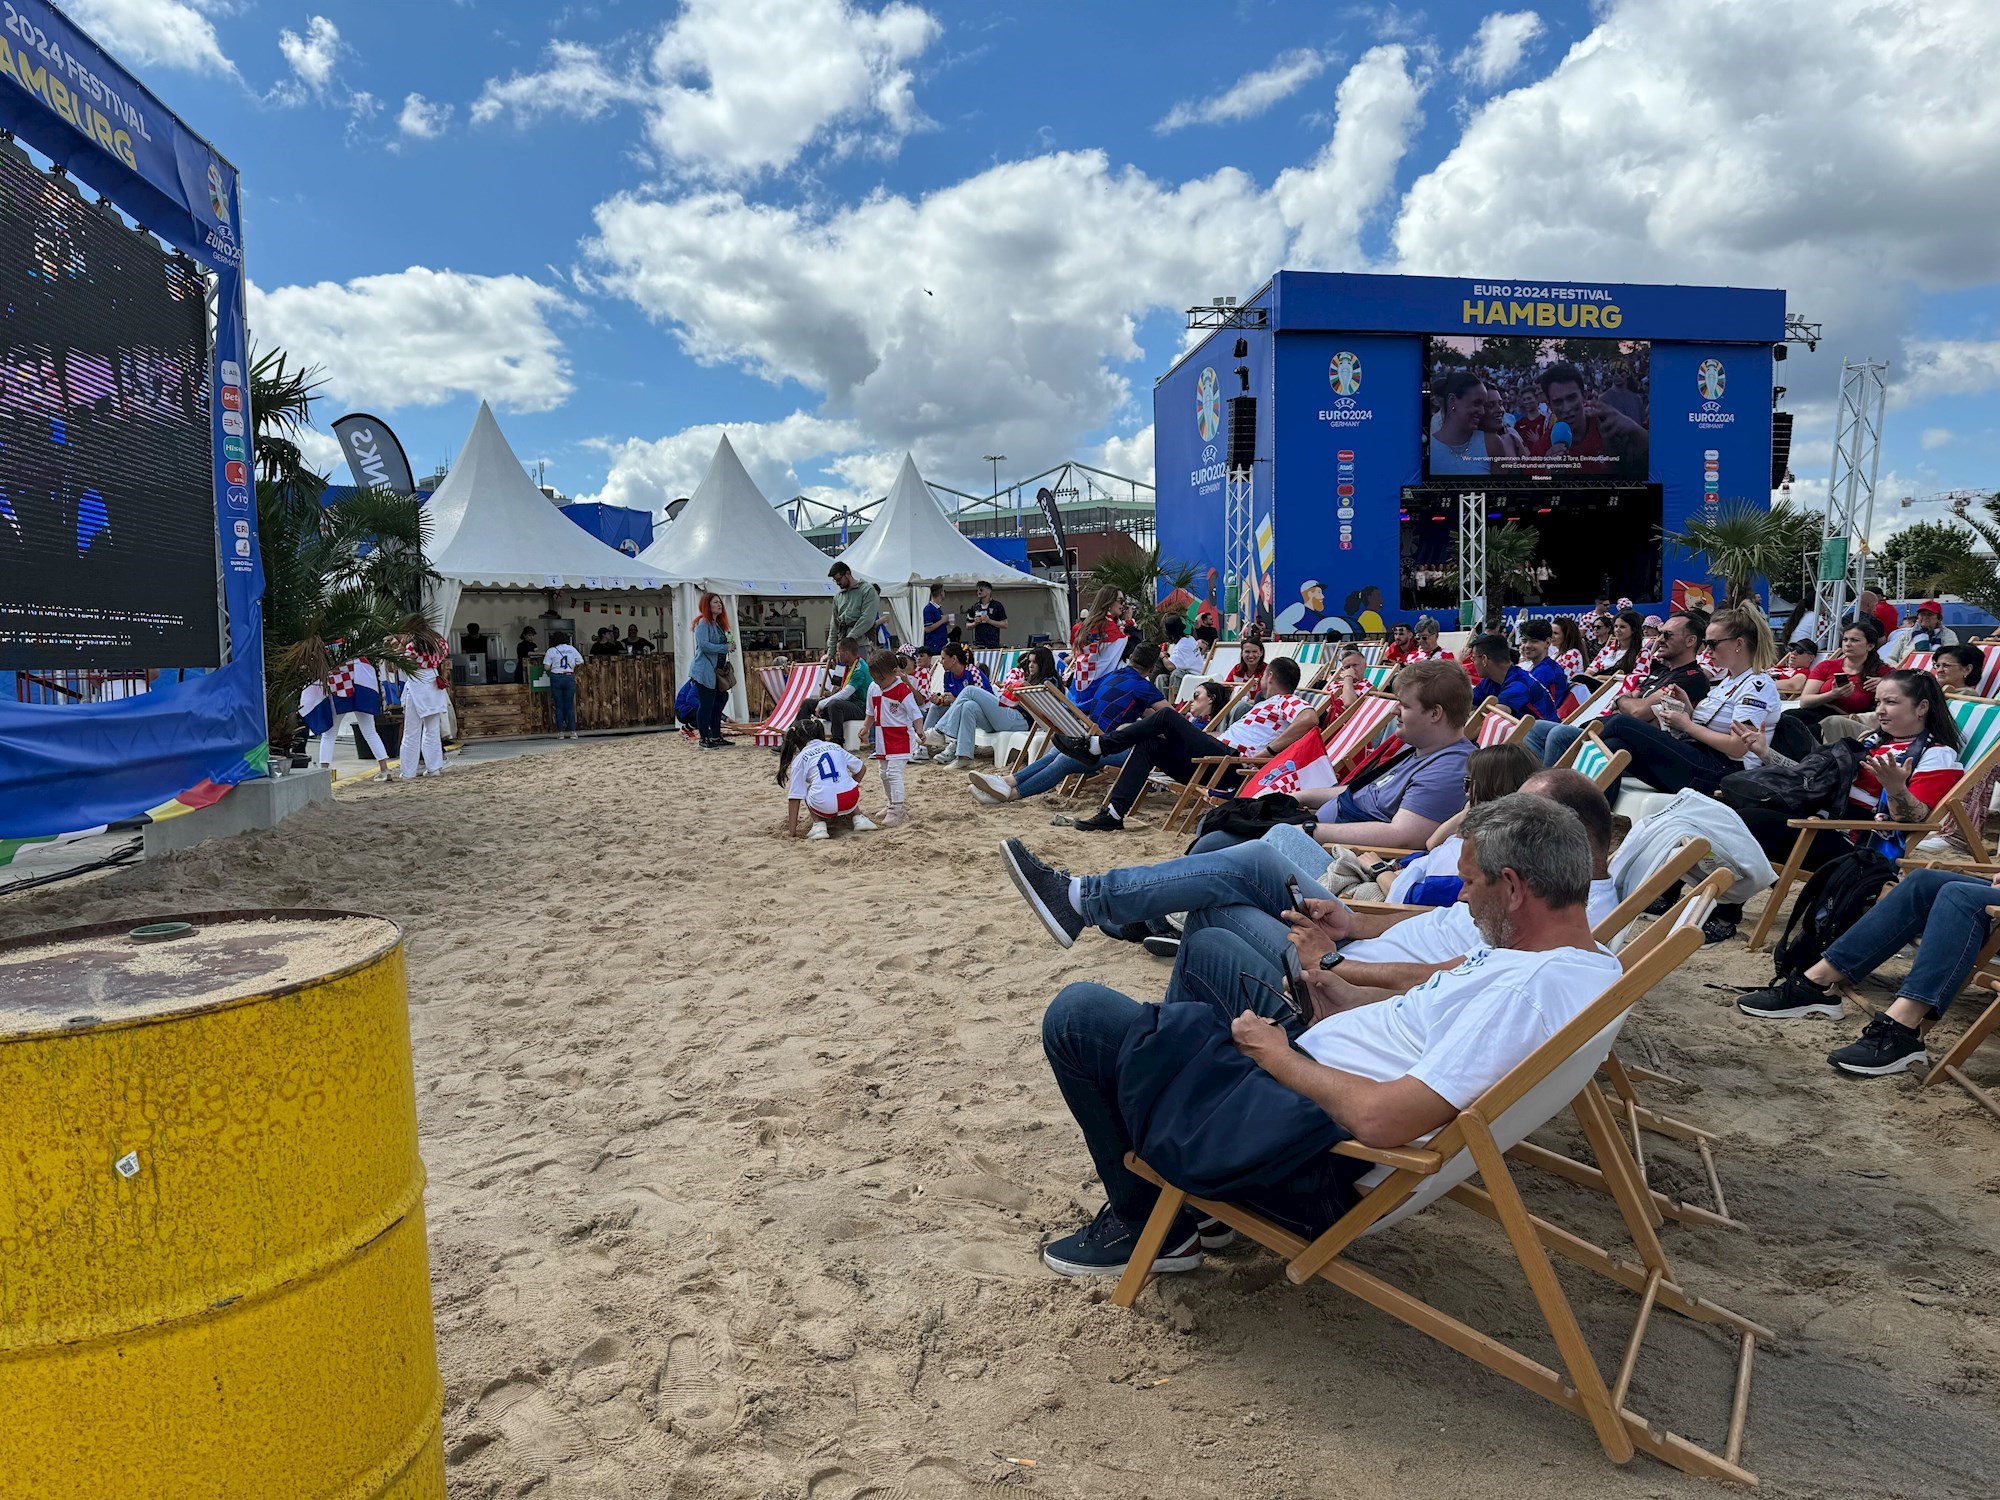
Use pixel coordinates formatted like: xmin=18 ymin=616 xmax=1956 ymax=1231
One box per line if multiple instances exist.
xmin=453 ymin=655 xmax=678 ymax=738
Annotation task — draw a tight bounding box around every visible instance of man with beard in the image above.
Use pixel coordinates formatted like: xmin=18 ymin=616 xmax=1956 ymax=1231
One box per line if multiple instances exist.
xmin=1027 ymin=795 xmax=1619 ymax=1275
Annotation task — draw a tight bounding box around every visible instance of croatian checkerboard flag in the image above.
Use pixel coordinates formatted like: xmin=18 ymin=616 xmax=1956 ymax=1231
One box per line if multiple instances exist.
xmin=1240 ymin=726 xmax=1335 ymax=799
xmin=299 ymin=658 xmax=383 ymax=734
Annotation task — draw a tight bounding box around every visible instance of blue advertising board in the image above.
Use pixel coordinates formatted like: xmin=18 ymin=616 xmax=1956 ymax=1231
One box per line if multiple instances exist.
xmin=0 ymin=0 xmax=261 ymax=836
xmin=1156 ymin=272 xmax=1784 ymax=634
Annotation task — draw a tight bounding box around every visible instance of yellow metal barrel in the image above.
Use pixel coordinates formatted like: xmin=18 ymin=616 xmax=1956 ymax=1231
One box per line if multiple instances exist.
xmin=0 ymin=910 xmax=444 ymax=1500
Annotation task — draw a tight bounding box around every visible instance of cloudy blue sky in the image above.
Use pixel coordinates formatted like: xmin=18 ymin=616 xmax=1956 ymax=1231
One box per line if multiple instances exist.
xmin=65 ymin=0 xmax=2000 ymax=536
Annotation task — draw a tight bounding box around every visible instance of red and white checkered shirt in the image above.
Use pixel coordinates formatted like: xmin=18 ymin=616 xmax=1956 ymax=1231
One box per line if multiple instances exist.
xmin=1222 ymin=693 xmax=1307 ymax=754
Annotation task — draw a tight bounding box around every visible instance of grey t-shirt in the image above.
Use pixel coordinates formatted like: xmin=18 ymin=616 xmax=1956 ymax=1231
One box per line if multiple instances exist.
xmin=1338 ymin=737 xmax=1475 ymax=826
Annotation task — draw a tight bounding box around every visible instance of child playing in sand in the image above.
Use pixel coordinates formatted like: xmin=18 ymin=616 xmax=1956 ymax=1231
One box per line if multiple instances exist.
xmin=866 ymin=649 xmax=922 ymax=827
xmin=778 ymin=716 xmax=878 ymax=840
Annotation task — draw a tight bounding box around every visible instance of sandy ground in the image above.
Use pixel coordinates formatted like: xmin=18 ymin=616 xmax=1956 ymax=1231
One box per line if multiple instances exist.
xmin=6 ymin=732 xmax=2000 ymax=1499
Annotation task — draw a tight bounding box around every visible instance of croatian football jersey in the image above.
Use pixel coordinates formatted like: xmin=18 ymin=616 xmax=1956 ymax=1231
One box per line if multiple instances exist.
xmin=1223 ymin=693 xmax=1307 ymax=754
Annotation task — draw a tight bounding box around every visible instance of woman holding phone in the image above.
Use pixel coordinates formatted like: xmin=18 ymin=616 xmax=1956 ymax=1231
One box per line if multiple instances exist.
xmin=1793 ymin=620 xmax=1886 ymax=737
xmin=1596 ymin=605 xmax=1782 ymax=795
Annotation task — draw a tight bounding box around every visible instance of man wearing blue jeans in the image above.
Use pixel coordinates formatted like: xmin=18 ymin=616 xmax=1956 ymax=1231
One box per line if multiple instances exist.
xmin=1032 ymin=796 xmax=1618 ymax=1276
xmin=1525 ymin=610 xmax=1709 ymax=765
xmin=1735 ymin=866 xmax=2000 ymax=1075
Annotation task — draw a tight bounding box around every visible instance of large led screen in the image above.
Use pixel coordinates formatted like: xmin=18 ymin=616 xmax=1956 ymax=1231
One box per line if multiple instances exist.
xmin=1399 ymin=485 xmax=1664 ymax=611
xmin=1423 ymin=335 xmax=1652 ymax=482
xmin=0 ymin=146 xmax=219 ymax=672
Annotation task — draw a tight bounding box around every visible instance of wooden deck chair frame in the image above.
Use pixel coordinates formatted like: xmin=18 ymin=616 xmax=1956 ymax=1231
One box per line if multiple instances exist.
xmin=1930 ymin=973 xmax=2000 ymax=1122
xmin=1746 ymin=693 xmax=2000 ymax=951
xmin=1552 ymin=726 xmax=1633 ymax=793
xmin=1159 ymin=689 xmax=1388 ymax=835
xmin=1561 ymin=676 xmax=1623 ymax=724
xmin=1112 ymin=919 xmax=1766 ymax=1484
xmin=742 ymin=664 xmax=828 ymax=746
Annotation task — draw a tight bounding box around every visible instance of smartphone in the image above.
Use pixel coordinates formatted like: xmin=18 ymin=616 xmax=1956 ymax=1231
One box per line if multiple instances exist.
xmin=1279 ymin=945 xmax=1313 ymax=1023
xmin=1284 ymin=874 xmax=1305 ymax=916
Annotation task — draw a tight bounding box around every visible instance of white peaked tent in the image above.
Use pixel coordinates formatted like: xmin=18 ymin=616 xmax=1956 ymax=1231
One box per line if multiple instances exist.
xmin=425 ymin=401 xmax=672 ymax=633
xmin=638 ymin=434 xmax=838 ymax=719
xmin=837 ymin=454 xmax=1070 ymax=644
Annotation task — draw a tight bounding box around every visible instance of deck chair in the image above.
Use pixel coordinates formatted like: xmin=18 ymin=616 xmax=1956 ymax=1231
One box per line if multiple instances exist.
xmin=1113 ymin=916 xmax=1765 ymax=1484
xmin=1204 ymin=643 xmax=1242 ymax=682
xmin=1263 ymin=640 xmax=1301 ymax=663
xmin=1552 ymin=727 xmax=1632 ymax=792
xmin=1746 ymin=693 xmax=2000 ymax=950
xmin=1928 ymin=974 xmax=2000 ymax=1122
xmin=744 ymin=664 xmax=827 ymax=747
xmin=1980 ymin=646 xmax=2000 ymax=697
xmin=1468 ymin=702 xmax=1533 ymax=747
xmin=1293 ymin=641 xmax=1327 ymax=670
xmin=1013 ymin=683 xmax=1110 ymax=802
xmin=1364 ymin=663 xmax=1396 ymax=690
xmin=1560 ymin=676 xmax=1622 ymax=723
xmin=1162 ymin=691 xmax=1399 ymax=835
xmin=1903 ymin=650 xmax=1935 ymax=676
xmin=1359 ymin=644 xmax=1386 ymax=668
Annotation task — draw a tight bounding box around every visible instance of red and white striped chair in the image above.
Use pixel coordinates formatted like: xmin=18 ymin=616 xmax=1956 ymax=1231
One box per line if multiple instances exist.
xmin=1320 ymin=692 xmax=1401 ymax=776
xmin=747 ymin=664 xmax=828 ymax=747
xmin=1468 ymin=702 xmax=1532 ymax=747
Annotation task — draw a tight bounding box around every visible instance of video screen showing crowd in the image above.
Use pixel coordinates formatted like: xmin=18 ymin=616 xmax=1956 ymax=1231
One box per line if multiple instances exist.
xmin=0 ymin=144 xmax=220 ymax=672
xmin=1423 ymin=335 xmax=1651 ymax=481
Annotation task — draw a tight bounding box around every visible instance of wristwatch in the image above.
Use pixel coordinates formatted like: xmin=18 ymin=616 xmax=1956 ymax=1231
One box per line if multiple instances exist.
xmin=1318 ymin=950 xmax=1345 ymax=971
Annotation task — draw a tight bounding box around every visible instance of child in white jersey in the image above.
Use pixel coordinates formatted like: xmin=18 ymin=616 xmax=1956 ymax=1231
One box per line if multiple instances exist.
xmin=866 ymin=648 xmax=923 ymax=827
xmin=777 ymin=715 xmax=878 ymax=840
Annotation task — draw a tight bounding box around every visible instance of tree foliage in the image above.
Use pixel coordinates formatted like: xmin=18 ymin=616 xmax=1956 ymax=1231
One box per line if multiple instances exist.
xmin=1924 ymin=493 xmax=2000 ymax=619
xmin=1084 ymin=546 xmax=1197 ymax=639
xmin=252 ymin=347 xmax=437 ymax=742
xmin=1445 ymin=521 xmax=1543 ymax=610
xmin=1662 ymin=501 xmax=1822 ymax=607
xmin=1878 ymin=517 xmax=1981 ymax=595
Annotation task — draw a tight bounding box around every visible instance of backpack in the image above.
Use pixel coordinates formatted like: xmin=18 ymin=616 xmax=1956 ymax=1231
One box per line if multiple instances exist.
xmin=1770 ymin=847 xmax=1898 ymax=981
xmin=1189 ymin=792 xmax=1315 ymax=850
xmin=1717 ymin=736 xmax=1866 ymax=820
xmin=674 ymin=679 xmax=700 ymax=723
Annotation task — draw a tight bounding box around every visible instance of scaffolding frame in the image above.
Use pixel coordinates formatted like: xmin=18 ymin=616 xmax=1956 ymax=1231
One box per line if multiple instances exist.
xmin=1458 ymin=490 xmax=1488 ymax=629
xmin=1811 ymin=360 xmax=1889 ymax=649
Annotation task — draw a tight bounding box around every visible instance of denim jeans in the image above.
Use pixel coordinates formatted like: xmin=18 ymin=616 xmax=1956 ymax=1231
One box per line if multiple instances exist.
xmin=1042 ymin=926 xmax=1360 ymax=1230
xmin=1596 ymin=714 xmax=1737 ymax=793
xmin=1822 ymin=867 xmax=2000 ymax=1016
xmin=1526 ymin=719 xmax=1586 ymax=767
xmin=692 ymin=680 xmax=722 ymax=740
xmin=549 ymin=675 xmax=577 ymax=732
xmin=1079 ymin=840 xmax=1336 ymax=966
xmin=938 ymin=685 xmax=1030 ymax=757
xmin=1099 ymin=708 xmax=1237 ymax=814
xmin=1014 ymin=747 xmax=1128 ymax=799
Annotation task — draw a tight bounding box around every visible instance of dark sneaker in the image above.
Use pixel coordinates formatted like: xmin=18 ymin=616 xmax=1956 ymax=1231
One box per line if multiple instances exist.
xmin=1196 ymin=1214 xmax=1237 ymax=1250
xmin=1142 ymin=934 xmax=1182 ymax=960
xmin=1053 ymin=732 xmax=1099 ymax=765
xmin=1072 ymin=807 xmax=1124 ymax=832
xmin=1645 ymin=881 xmax=1686 ymax=918
xmin=1041 ymin=1204 xmax=1203 ymax=1278
xmin=1736 ymin=971 xmax=1844 ymax=1020
xmin=1000 ymin=838 xmax=1085 ymax=948
xmin=1701 ymin=908 xmax=1741 ymax=945
xmin=1829 ymin=1015 xmax=1928 ymax=1076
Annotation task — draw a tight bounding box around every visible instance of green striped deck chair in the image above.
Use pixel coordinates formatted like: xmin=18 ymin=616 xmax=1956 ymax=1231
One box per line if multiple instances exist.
xmin=1553 ymin=727 xmax=1632 ymax=792
xmin=1293 ymin=640 xmax=1327 ymax=666
xmin=1748 ymin=693 xmax=2000 ymax=951
xmin=1364 ymin=664 xmax=1396 ymax=690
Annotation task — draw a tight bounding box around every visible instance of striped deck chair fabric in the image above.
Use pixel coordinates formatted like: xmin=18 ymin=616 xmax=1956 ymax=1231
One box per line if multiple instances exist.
xmin=1471 ymin=703 xmax=1527 ymax=747
xmin=975 ymin=649 xmax=1023 ymax=681
xmin=1559 ymin=732 xmax=1632 ymax=792
xmin=1294 ymin=640 xmax=1328 ymax=667
xmin=751 ymin=665 xmax=827 ymax=747
xmin=1359 ymin=644 xmax=1386 ymax=668
xmin=1320 ymin=692 xmax=1400 ymax=775
xmin=1364 ymin=664 xmax=1396 ymax=690
xmin=1978 ymin=646 xmax=2000 ymax=698
xmin=1903 ymin=651 xmax=1935 ymax=676
xmin=757 ymin=665 xmax=790 ymax=709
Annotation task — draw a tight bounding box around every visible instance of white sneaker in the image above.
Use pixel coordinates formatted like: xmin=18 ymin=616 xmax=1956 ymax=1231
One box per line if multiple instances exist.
xmin=880 ymin=806 xmax=909 ymax=827
xmin=851 ymin=813 xmax=881 ymax=832
xmin=370 ymin=771 xmax=393 ymax=783
xmin=922 ymin=730 xmax=948 ymax=752
xmin=969 ymin=771 xmax=1014 ymax=805
xmin=806 ymin=821 xmax=831 ymax=840
xmin=932 ymin=754 xmax=962 ymax=770
xmin=909 ymin=747 xmax=933 ymax=764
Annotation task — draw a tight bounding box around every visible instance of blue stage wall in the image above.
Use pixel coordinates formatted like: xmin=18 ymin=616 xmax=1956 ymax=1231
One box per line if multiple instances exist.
xmin=1156 ymin=272 xmax=1785 ymax=632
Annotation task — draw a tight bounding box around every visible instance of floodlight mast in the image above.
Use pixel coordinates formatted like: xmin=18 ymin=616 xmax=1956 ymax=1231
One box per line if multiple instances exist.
xmin=1811 ymin=359 xmax=1888 ymax=649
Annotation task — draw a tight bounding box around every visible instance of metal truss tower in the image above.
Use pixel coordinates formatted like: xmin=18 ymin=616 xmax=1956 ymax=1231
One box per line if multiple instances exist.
xmin=1224 ymin=466 xmax=1253 ymax=634
xmin=1812 ymin=359 xmax=1888 ymax=647
xmin=1458 ymin=490 xmax=1488 ymax=629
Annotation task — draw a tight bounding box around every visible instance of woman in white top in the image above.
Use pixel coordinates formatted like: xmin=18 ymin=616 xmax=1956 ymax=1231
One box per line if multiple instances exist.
xmin=1595 ymin=605 xmax=1781 ymax=794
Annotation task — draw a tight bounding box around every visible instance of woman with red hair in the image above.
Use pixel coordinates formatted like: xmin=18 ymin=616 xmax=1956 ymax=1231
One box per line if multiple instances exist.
xmin=690 ymin=592 xmax=734 ymax=748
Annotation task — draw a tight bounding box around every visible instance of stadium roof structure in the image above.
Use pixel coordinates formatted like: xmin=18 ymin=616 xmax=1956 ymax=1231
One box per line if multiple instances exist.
xmin=835 ymin=454 xmax=1067 ymax=639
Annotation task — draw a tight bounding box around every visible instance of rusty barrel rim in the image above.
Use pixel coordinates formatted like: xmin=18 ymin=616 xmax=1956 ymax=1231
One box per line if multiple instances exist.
xmin=0 ymin=907 xmax=405 ymax=1040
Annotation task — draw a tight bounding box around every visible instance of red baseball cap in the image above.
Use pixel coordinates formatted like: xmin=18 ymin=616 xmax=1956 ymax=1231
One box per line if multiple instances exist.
xmin=1919 ymin=600 xmax=1943 ymax=616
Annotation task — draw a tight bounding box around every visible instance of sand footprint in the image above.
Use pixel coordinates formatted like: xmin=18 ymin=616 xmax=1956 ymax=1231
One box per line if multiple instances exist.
xmin=476 ymin=1374 xmax=634 ymax=1499
xmin=652 ymin=1329 xmax=747 ymax=1448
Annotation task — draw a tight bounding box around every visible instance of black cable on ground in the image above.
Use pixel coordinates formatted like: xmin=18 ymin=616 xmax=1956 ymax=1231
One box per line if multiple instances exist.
xmin=0 ymin=838 xmax=143 ymax=898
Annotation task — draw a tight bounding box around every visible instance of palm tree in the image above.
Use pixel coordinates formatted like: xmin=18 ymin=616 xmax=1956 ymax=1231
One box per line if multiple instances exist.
xmin=252 ymin=347 xmax=437 ymax=745
xmin=1084 ymin=546 xmax=1198 ymax=639
xmin=1444 ymin=521 xmax=1543 ymax=614
xmin=1662 ymin=502 xmax=1821 ymax=607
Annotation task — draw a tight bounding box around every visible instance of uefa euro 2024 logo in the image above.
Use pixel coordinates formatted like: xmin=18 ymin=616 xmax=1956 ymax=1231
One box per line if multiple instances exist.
xmin=1196 ymin=367 xmax=1222 ymax=440
xmin=1329 ymin=351 xmax=1363 ymax=396
xmin=207 ymin=161 xmax=230 ymax=225
xmin=1697 ymin=358 xmax=1726 ymax=401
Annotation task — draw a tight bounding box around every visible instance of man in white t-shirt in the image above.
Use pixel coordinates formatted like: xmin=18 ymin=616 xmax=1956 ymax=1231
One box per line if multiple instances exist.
xmin=541 ymin=632 xmax=584 ymax=740
xmin=1036 ymin=795 xmax=1619 ymax=1277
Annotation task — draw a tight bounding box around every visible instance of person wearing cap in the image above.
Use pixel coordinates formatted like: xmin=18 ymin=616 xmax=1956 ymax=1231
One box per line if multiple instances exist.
xmin=1774 ymin=639 xmax=1819 ymax=696
xmin=1907 ymin=601 xmax=1946 ymax=657
xmin=1276 ymin=579 xmax=1339 ymax=635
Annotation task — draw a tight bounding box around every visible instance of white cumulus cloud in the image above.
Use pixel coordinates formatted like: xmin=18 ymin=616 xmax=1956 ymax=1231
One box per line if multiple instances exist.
xmin=1451 ymin=11 xmax=1545 ymax=89
xmin=65 ymin=0 xmax=233 ymax=74
xmin=473 ymin=0 xmax=941 ymax=179
xmin=1275 ymin=45 xmax=1428 ymax=269
xmin=250 ymin=268 xmax=578 ymax=414
xmin=1896 ymin=339 xmax=2000 ymax=406
xmin=1155 ymin=48 xmax=1331 ymax=134
xmin=577 ymin=413 xmax=868 ymax=516
xmin=277 ymin=15 xmax=342 ymax=99
xmin=398 ymin=92 xmax=452 ymax=140
xmin=1920 ymin=426 xmax=1955 ymax=450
